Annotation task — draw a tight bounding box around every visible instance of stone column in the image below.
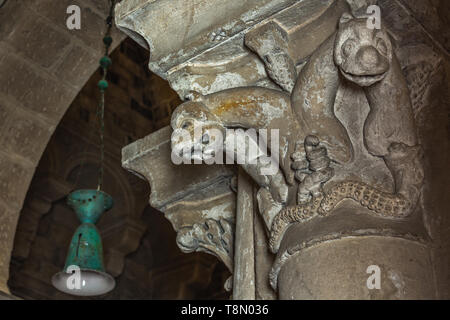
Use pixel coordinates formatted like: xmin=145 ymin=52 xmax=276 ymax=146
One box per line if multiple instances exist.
xmin=233 ymin=169 xmax=255 ymax=299
xmin=118 ymin=0 xmax=442 ymax=299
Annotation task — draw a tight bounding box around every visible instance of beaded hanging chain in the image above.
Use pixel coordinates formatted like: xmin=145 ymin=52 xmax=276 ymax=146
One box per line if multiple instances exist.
xmin=96 ymin=0 xmax=115 ymax=191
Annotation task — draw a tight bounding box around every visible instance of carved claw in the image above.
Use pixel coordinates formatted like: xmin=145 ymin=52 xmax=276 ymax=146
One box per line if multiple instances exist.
xmin=384 ymin=143 xmax=424 ymax=206
xmin=257 ymin=188 xmax=283 ymax=232
xmin=294 ymin=135 xmax=335 ymax=204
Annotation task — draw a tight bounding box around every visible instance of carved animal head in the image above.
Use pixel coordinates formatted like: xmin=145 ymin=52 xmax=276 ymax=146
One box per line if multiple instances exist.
xmin=334 ymin=13 xmax=393 ymax=87
xmin=171 ymin=101 xmax=226 ymax=162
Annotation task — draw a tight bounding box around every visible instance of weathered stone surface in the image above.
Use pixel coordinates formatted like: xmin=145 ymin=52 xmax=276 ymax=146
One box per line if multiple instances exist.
xmin=0 ymin=203 xmax=16 ymax=294
xmin=118 ymin=0 xmax=449 ymax=300
xmin=278 ymin=237 xmax=436 ymax=300
xmin=122 ymin=126 xmax=236 ymax=275
xmin=247 ymin=0 xmax=349 ymax=67
xmin=253 ymin=210 xmax=277 ymax=300
xmin=3 ymin=15 xmax=70 ymax=69
xmin=233 ymin=170 xmax=255 ymax=299
xmin=115 ymin=0 xmax=301 ymax=75
xmin=0 ymin=1 xmax=27 ymax=39
xmin=167 ymin=37 xmax=270 ymax=99
xmin=116 ymin=0 xmax=350 ymax=99
xmin=0 ymin=0 xmax=446 ymax=300
xmin=122 ymin=126 xmax=234 ymax=210
xmin=0 ymin=155 xmax=34 ymax=208
xmin=398 ymin=0 xmax=450 ymax=52
xmin=0 ymin=102 xmax=10 ymax=136
xmin=1 ymin=110 xmax=54 ymax=164
xmin=30 ymin=0 xmax=120 ymax=52
xmin=56 ymin=46 xmax=98 ymax=88
xmin=0 ymin=52 xmax=76 ymax=123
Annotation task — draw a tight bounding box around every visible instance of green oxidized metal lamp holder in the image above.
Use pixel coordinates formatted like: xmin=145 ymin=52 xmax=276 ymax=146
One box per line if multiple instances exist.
xmin=51 ymin=190 xmax=116 ymax=296
xmin=52 ymin=0 xmax=117 ymax=297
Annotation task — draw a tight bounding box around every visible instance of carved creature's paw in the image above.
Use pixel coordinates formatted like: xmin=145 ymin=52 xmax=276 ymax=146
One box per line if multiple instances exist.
xmin=291 ymin=142 xmax=308 ymax=181
xmin=294 ymin=135 xmax=335 ymax=204
xmin=386 ymin=143 xmax=425 ymax=184
xmin=386 ymin=142 xmax=411 ymax=160
xmin=257 ymin=188 xmax=283 ymax=231
xmin=386 ymin=143 xmax=423 ymax=163
xmin=268 ymin=170 xmax=289 ymax=205
xmin=385 ymin=143 xmax=425 ymax=202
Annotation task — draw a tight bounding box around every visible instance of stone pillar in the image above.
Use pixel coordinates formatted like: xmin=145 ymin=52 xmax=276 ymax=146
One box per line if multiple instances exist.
xmin=118 ymin=0 xmax=442 ymax=299
xmin=233 ymin=169 xmax=255 ymax=299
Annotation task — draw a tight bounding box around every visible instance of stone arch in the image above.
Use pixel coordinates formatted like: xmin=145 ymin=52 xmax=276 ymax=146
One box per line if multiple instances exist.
xmin=0 ymin=0 xmax=126 ymax=292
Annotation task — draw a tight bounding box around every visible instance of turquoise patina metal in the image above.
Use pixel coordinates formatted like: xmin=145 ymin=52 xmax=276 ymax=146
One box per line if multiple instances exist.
xmin=66 ymin=189 xmax=114 ymax=224
xmin=63 ymin=189 xmax=113 ymax=272
xmin=52 ymin=0 xmax=117 ymax=297
xmin=51 ymin=189 xmax=115 ymax=296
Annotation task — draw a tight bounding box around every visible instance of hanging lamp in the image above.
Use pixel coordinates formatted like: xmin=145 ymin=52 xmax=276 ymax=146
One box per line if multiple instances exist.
xmin=52 ymin=0 xmax=117 ymax=297
xmin=51 ymin=190 xmax=115 ymax=296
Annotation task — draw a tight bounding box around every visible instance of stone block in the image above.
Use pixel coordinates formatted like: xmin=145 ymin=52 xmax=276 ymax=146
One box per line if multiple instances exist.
xmin=74 ymin=6 xmax=111 ymax=51
xmin=30 ymin=0 xmax=122 ymax=52
xmin=0 ymin=102 xmax=11 ymax=138
xmin=88 ymin=0 xmax=112 ymax=17
xmin=115 ymin=0 xmax=300 ymax=75
xmin=0 ymin=202 xmax=20 ymax=293
xmin=0 ymin=154 xmax=34 ymax=208
xmin=122 ymin=126 xmax=235 ymax=209
xmin=1 ymin=110 xmax=54 ymax=164
xmin=0 ymin=0 xmax=27 ymax=40
xmin=56 ymin=45 xmax=98 ymax=88
xmin=0 ymin=53 xmax=76 ymax=123
xmin=3 ymin=15 xmax=70 ymax=69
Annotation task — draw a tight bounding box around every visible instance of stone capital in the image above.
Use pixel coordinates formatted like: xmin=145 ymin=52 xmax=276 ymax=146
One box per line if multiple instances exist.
xmin=118 ymin=0 xmax=442 ymax=299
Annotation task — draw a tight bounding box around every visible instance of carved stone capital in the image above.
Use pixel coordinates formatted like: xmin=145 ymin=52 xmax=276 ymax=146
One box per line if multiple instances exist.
xmin=118 ymin=0 xmax=443 ymax=299
xmin=176 ymin=218 xmax=234 ymax=272
xmin=122 ymin=127 xmax=236 ymax=277
xmin=115 ymin=0 xmax=348 ymax=99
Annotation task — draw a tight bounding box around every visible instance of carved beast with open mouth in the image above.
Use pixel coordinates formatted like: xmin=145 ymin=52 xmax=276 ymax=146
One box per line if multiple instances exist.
xmin=334 ymin=13 xmax=393 ymax=87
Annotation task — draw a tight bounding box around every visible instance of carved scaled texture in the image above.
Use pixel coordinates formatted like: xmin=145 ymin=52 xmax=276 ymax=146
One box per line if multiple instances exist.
xmin=245 ymin=23 xmax=297 ymax=93
xmin=269 ymin=180 xmax=415 ymax=253
xmin=262 ymin=51 xmax=297 ymax=93
xmin=269 ymin=195 xmax=323 ymax=253
xmin=320 ymin=181 xmax=412 ymax=218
